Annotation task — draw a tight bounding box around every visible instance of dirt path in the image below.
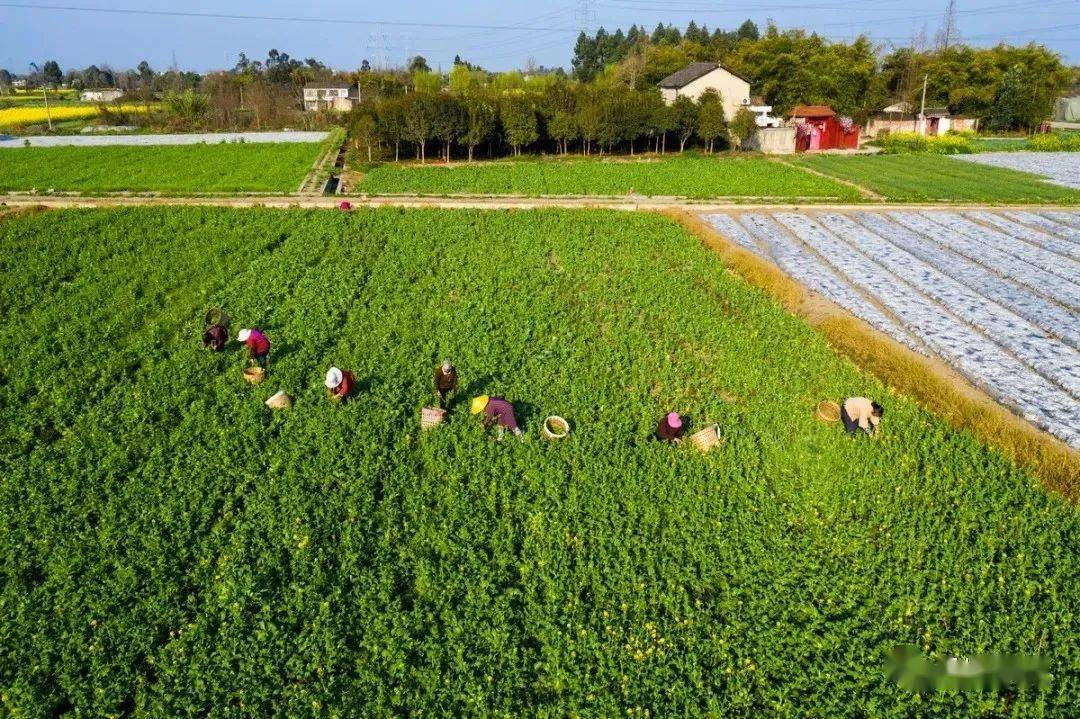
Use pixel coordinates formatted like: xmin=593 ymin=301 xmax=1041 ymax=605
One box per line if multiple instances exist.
xmin=772 ymin=157 xmax=885 ymax=200
xmin=3 ymin=194 xmax=1078 ymax=212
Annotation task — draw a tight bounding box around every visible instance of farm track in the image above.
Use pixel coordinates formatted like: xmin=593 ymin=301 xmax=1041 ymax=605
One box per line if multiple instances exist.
xmin=5 ymin=193 xmax=1080 ymax=212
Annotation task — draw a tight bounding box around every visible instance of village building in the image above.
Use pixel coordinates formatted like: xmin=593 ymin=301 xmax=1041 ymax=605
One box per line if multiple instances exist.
xmin=787 ymin=105 xmax=861 ymax=151
xmin=741 ymin=96 xmax=783 ymax=128
xmin=303 ymin=81 xmax=360 ymax=111
xmin=864 ymin=101 xmax=979 ymax=137
xmin=1051 ymin=85 xmax=1080 ymax=130
xmin=80 ymin=88 xmax=123 ymax=102
xmin=658 ymin=62 xmax=751 ymax=125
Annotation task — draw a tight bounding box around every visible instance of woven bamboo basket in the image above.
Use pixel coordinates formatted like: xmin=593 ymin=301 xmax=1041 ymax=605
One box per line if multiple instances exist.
xmin=690 ymin=424 xmax=721 ymax=453
xmin=542 ymin=416 xmax=570 ymax=440
xmin=204 ymin=307 xmax=230 ymax=330
xmin=243 ymin=366 xmax=267 ymax=385
xmin=265 ymin=390 xmax=292 ymax=410
xmin=421 ymin=406 xmax=447 ymax=430
xmin=815 ymin=399 xmax=841 ymax=423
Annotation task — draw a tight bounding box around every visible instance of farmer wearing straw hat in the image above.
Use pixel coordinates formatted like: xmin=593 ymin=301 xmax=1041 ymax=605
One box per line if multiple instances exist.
xmin=841 ymin=397 xmax=884 ymax=437
xmin=325 ymin=367 xmax=356 ymax=401
xmin=237 ymin=328 xmax=271 ymax=368
xmin=471 ymin=395 xmax=524 ymax=441
xmin=655 ymin=412 xmax=685 ymax=444
xmin=203 ymin=323 xmax=228 ymax=352
xmin=434 ymin=360 xmax=458 ymax=408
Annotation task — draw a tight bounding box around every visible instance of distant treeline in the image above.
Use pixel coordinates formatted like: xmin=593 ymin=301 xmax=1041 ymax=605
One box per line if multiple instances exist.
xmin=4 ymin=20 xmax=1073 ymax=137
xmin=570 ymin=20 xmax=1075 ymax=128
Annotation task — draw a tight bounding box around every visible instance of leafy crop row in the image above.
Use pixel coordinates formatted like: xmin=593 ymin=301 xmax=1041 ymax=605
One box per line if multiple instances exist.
xmin=357 ymin=154 xmax=862 ymax=200
xmin=0 ymin=207 xmax=1076 ymax=717
xmin=793 ymin=154 xmax=1080 ymax=203
xmin=0 ymin=142 xmax=321 ymax=194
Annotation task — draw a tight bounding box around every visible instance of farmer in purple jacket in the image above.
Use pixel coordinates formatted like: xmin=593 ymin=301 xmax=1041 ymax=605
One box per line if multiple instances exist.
xmin=470 ymin=394 xmax=524 ymax=441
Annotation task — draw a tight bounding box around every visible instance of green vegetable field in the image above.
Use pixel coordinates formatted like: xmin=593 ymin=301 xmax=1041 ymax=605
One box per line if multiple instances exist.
xmin=0 ymin=207 xmax=1075 ymax=717
xmin=792 ymin=154 xmax=1080 ymax=203
xmin=0 ymin=143 xmax=321 ymax=194
xmin=356 ymin=154 xmax=862 ymax=200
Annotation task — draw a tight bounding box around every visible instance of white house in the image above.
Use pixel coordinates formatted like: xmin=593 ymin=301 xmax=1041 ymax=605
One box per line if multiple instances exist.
xmin=303 ymin=81 xmax=360 ymax=111
xmin=742 ymin=96 xmax=782 ymax=128
xmin=81 ymin=88 xmax=123 ymax=102
xmin=658 ymin=62 xmax=751 ymax=123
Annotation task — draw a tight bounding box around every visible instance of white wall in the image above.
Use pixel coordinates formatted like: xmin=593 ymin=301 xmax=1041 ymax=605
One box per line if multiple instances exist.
xmin=746 ymin=127 xmax=796 ymax=154
xmin=661 ymin=67 xmax=751 ymax=123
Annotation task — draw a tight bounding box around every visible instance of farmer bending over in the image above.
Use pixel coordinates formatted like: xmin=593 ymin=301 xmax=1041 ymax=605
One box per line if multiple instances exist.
xmin=203 ymin=323 xmax=228 ymax=352
xmin=237 ymin=328 xmax=270 ymax=368
xmin=434 ymin=360 xmax=458 ymax=408
xmin=325 ymin=367 xmax=356 ymax=401
xmin=655 ymin=412 xmax=685 ymax=444
xmin=841 ymin=397 xmax=884 ymax=437
xmin=471 ymin=394 xmax=523 ymax=441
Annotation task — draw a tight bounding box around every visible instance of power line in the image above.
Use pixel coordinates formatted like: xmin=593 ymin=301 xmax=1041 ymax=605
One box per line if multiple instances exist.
xmin=0 ymin=2 xmax=582 ymax=33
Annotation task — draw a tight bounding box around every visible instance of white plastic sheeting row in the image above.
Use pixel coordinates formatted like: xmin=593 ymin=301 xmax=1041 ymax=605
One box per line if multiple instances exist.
xmin=967 ymin=211 xmax=1080 ymax=261
xmin=703 ymin=209 xmax=1080 ymax=448
xmin=706 ymin=213 xmax=918 ymax=350
xmin=1005 ymin=211 xmax=1080 ymax=244
xmin=814 ymin=213 xmax=1080 ymax=396
xmin=853 ymin=212 xmax=1080 ymax=350
xmin=953 ymin=152 xmax=1080 ymax=189
xmin=916 ymin=211 xmax=1080 ymax=287
xmin=888 ymin=212 xmax=1080 ymax=311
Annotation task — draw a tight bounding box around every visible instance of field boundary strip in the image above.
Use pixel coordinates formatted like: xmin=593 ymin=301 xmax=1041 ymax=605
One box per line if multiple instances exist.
xmin=669 ymin=209 xmax=1080 ymax=501
xmin=771 ymin=157 xmax=885 ymax=200
xmin=9 ymin=195 xmax=1080 ymax=212
xmin=297 ymin=127 xmax=347 ymax=195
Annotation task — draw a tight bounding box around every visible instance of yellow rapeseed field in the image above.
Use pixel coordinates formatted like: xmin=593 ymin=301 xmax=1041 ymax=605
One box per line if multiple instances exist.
xmin=0 ymin=104 xmax=152 ymax=128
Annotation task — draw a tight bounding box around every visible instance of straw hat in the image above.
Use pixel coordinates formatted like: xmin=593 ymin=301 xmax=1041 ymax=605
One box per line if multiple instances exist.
xmin=470 ymin=395 xmax=490 ymax=414
xmin=325 ymin=367 xmax=343 ymax=389
xmin=237 ymin=328 xmax=252 ymax=342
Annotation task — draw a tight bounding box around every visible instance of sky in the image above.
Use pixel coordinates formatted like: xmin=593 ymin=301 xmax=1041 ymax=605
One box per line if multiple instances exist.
xmin=1 ymin=0 xmax=1078 ymax=75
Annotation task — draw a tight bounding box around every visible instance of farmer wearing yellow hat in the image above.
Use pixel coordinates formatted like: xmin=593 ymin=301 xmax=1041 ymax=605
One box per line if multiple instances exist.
xmin=471 ymin=394 xmax=523 ymax=441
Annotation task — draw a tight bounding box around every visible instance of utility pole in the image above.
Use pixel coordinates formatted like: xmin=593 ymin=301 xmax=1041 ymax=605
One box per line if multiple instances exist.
xmin=917 ymin=74 xmax=928 ymax=136
xmin=42 ymin=85 xmax=53 ymax=131
xmin=939 ymin=0 xmax=957 ymax=50
xmin=576 ymin=0 xmax=596 ymax=33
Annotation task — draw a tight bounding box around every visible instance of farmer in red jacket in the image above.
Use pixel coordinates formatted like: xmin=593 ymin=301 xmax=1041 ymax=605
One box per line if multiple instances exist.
xmin=237 ymin=328 xmax=270 ymax=368
xmin=325 ymin=366 xmax=356 ymax=401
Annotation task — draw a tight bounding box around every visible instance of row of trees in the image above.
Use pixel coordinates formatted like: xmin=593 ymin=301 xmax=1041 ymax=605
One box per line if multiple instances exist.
xmin=347 ymin=85 xmax=760 ymax=163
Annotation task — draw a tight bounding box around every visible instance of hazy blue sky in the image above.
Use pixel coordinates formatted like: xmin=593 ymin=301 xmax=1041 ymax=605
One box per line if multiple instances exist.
xmin=2 ymin=0 xmax=1078 ymax=74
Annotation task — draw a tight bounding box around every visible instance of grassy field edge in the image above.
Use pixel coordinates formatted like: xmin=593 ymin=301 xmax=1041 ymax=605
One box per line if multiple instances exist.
xmin=669 ymin=209 xmax=1080 ymax=501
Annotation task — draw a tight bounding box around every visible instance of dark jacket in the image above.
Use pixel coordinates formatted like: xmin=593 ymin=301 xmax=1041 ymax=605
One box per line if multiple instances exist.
xmin=435 ymin=366 xmax=458 ymax=396
xmin=655 ymin=417 xmax=683 ymax=442
xmin=203 ymin=324 xmax=228 ymax=351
